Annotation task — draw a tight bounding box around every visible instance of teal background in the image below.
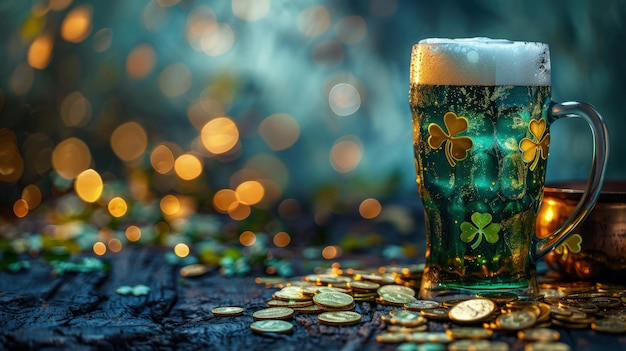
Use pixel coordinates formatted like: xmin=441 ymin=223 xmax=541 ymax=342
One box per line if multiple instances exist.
xmin=1 ymin=0 xmax=624 ymax=207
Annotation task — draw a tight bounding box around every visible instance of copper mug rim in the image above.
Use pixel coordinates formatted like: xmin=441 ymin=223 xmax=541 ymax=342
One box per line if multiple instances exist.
xmin=544 ymin=179 xmax=626 ymax=203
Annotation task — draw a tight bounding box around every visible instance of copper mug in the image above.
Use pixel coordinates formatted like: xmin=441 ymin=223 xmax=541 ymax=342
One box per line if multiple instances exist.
xmin=537 ymin=180 xmax=626 ymax=281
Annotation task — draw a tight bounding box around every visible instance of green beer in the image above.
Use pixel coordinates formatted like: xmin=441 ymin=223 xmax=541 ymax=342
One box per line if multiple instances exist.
xmin=412 ymin=84 xmax=550 ymax=295
xmin=410 ymin=38 xmax=609 ymax=300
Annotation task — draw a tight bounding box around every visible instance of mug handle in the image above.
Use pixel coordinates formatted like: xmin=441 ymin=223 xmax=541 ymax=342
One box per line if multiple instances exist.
xmin=532 ymin=101 xmax=609 ymax=261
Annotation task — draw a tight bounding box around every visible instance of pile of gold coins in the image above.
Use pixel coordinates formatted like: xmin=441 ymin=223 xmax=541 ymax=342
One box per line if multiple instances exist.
xmin=202 ymin=264 xmax=626 ymax=349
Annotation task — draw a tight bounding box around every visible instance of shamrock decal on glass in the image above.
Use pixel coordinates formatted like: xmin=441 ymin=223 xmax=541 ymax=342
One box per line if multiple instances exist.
xmin=428 ymin=111 xmax=473 ymax=167
xmin=554 ymin=233 xmax=582 ymax=261
xmin=519 ymin=118 xmax=550 ymax=171
xmin=460 ymin=212 xmax=501 ymax=249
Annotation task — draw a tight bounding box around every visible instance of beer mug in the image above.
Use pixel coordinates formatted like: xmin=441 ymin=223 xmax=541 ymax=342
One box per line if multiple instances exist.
xmin=409 ymin=38 xmax=609 ymax=300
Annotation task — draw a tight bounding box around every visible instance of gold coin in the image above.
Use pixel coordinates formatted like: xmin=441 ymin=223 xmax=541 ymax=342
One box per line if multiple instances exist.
xmin=496 ymin=310 xmax=537 ymax=331
xmin=382 ymin=310 xmax=426 ymax=327
xmin=255 ymin=276 xmax=287 ymax=287
xmin=421 ymin=307 xmax=450 ymax=321
xmin=404 ymin=300 xmax=440 ymax=311
xmin=318 ymin=302 xmax=355 ymax=312
xmin=252 ymin=307 xmax=294 ymax=320
xmin=377 ymin=284 xmax=416 ymax=297
xmin=378 ymin=292 xmax=418 ymax=306
xmin=449 ymin=339 xmax=508 ymax=351
xmin=448 ymin=299 xmax=496 ymax=324
xmin=376 ymin=332 xmax=409 ymax=344
xmin=524 ymin=341 xmax=570 ymax=351
xmin=211 ymin=306 xmax=244 ymax=317
xmin=591 ymin=317 xmax=626 ymax=333
xmin=551 ymin=319 xmax=589 ymax=329
xmin=267 ymin=299 xmax=313 ymax=308
xmin=517 ymin=327 xmax=560 ymax=342
xmin=273 ymin=286 xmax=309 ymax=302
xmin=446 ymin=327 xmax=494 ymax=340
xmin=387 ymin=324 xmax=428 ymax=333
xmin=588 ymin=297 xmax=622 ymax=309
xmin=318 ymin=311 xmax=362 ymax=326
xmin=313 ymin=291 xmax=354 ymax=308
xmin=408 ymin=332 xmax=453 ymax=344
xmin=292 ymin=304 xmax=323 ymax=314
xmin=250 ymin=320 xmax=294 ymax=334
xmin=348 ymin=280 xmax=380 ymax=291
xmin=179 ymin=264 xmax=209 ymax=277
xmin=443 ymin=298 xmax=471 ymax=308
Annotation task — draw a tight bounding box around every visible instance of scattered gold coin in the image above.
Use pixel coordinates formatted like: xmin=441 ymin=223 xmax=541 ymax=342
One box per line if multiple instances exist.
xmin=446 ymin=327 xmax=494 ymax=340
xmin=448 ymin=299 xmax=496 ymax=324
xmin=377 ymin=284 xmax=417 ymax=297
xmin=404 ymin=300 xmax=440 ymax=311
xmin=381 ymin=309 xmax=427 ymax=327
xmin=313 ymin=291 xmax=354 ymax=309
xmin=376 ymin=332 xmax=409 ymax=344
xmin=378 ymin=292 xmax=418 ymax=306
xmin=250 ymin=320 xmax=294 ymax=334
xmin=449 ymin=339 xmax=508 ymax=351
xmin=591 ymin=317 xmax=626 ymax=333
xmin=421 ymin=307 xmax=450 ymax=321
xmin=318 ymin=311 xmax=362 ymax=326
xmin=179 ymin=264 xmax=209 ymax=278
xmin=496 ymin=310 xmax=537 ymax=331
xmin=267 ymin=299 xmax=313 ymax=308
xmin=517 ymin=327 xmax=560 ymax=342
xmin=524 ymin=341 xmax=570 ymax=351
xmin=273 ymin=286 xmax=309 ymax=302
xmin=211 ymin=306 xmax=244 ymax=317
xmin=252 ymin=307 xmax=294 ymax=321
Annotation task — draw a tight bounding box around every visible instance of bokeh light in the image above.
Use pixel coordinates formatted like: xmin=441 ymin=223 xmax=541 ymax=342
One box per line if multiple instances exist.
xmin=93 ymin=242 xmax=107 ymax=256
xmin=174 ymin=154 xmax=203 ymax=181
xmin=258 ymin=114 xmax=300 ymax=151
xmin=213 ymin=189 xmax=238 ymax=213
xmin=174 ymin=243 xmax=190 ymax=258
xmin=335 ymin=16 xmax=367 ymax=44
xmin=28 ymin=34 xmax=54 ymax=70
xmin=126 ymin=44 xmax=156 ymax=79
xmin=51 ymin=137 xmax=91 ymax=180
xmin=110 ymin=122 xmax=148 ymax=162
xmin=322 ymin=245 xmax=342 ymax=260
xmin=60 ymin=92 xmax=92 ymax=128
xmin=239 ymin=231 xmax=257 ymax=246
xmin=13 ymin=199 xmax=29 ymax=218
xmin=330 ymin=136 xmax=363 ymax=173
xmin=150 ymin=144 xmax=176 ymax=174
xmin=201 ymin=117 xmax=239 ymax=155
xmin=61 ymin=5 xmax=92 ymax=43
xmin=9 ymin=64 xmax=34 ymax=95
xmin=108 ymin=238 xmax=123 ymax=253
xmin=297 ymin=6 xmax=331 ymax=37
xmin=328 ymin=83 xmax=361 ymax=116
xmin=273 ymin=232 xmax=291 ymax=247
xmin=232 ymin=0 xmax=270 ymax=21
xmin=126 ymin=225 xmax=142 ymax=242
xmin=359 ymin=198 xmax=382 ymax=219
xmin=160 ymin=195 xmax=180 ymax=216
xmin=159 ymin=63 xmax=192 ymax=97
xmin=235 ymin=180 xmax=264 ymax=206
xmin=74 ymin=169 xmax=103 ymax=203
xmin=108 ymin=197 xmax=128 ymax=217
xmin=228 ymin=203 xmax=251 ymax=221
xmin=21 ymin=184 xmax=42 ymax=210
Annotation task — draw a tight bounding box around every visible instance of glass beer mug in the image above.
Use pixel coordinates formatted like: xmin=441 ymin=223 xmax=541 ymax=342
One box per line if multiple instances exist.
xmin=409 ymin=38 xmax=609 ymax=300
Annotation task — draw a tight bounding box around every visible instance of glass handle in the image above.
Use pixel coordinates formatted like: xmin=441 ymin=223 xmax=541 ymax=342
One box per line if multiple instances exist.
xmin=533 ymin=101 xmax=609 ymax=261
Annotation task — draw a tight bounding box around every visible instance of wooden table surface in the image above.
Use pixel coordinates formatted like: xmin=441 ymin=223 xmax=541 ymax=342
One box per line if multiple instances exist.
xmin=1 ymin=246 xmax=625 ymax=351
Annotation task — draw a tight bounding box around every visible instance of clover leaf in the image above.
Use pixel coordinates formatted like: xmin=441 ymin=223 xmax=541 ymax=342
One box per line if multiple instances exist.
xmin=460 ymin=212 xmax=501 ymax=249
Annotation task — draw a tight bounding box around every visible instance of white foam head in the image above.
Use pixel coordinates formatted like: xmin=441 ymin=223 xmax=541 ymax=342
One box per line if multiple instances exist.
xmin=411 ymin=38 xmax=550 ymax=86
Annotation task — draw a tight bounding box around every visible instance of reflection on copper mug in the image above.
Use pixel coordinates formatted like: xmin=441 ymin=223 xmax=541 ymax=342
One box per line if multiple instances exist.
xmin=537 ymin=181 xmax=626 ymax=281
